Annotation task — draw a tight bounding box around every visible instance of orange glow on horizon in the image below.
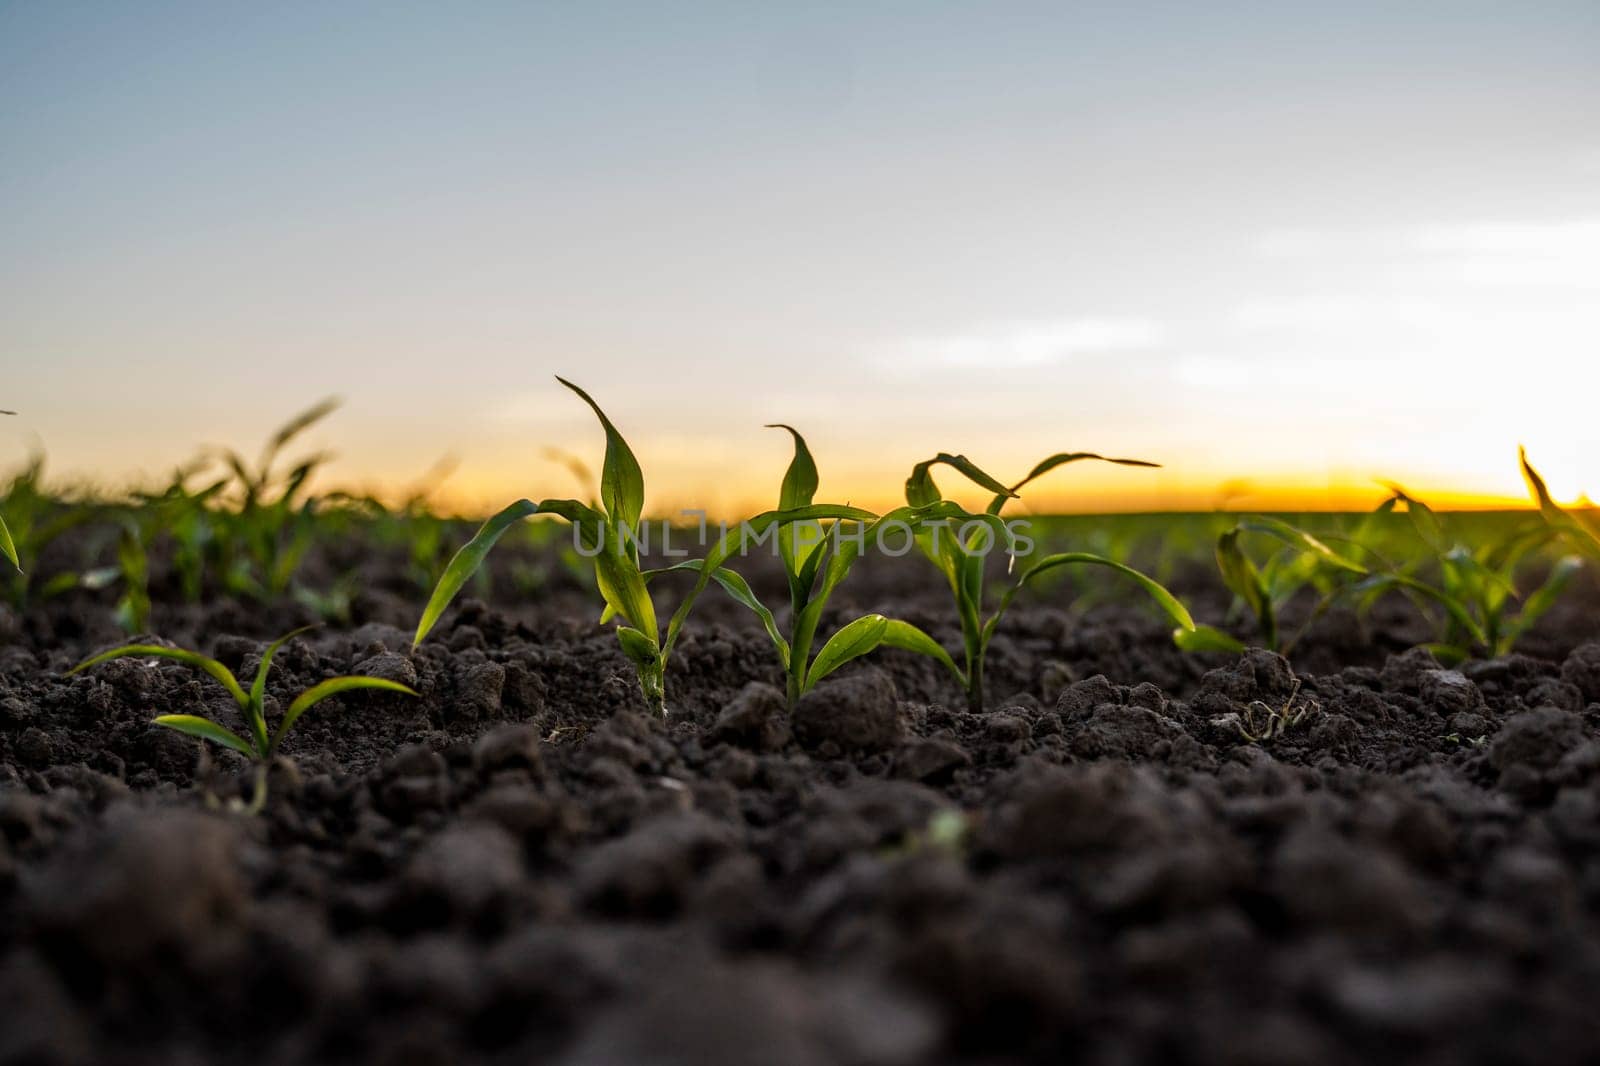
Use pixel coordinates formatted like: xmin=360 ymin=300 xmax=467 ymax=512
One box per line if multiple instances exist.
xmin=400 ymin=472 xmax=1569 ymax=522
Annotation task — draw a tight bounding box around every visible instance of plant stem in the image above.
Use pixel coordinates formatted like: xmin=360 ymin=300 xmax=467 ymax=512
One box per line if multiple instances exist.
xmin=966 ymin=651 xmax=985 ymax=714
xmin=638 ymin=665 xmax=667 ymax=718
xmin=244 ymin=762 xmax=268 ymax=816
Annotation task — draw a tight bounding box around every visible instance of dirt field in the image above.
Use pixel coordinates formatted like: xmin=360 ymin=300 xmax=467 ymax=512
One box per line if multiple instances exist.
xmin=3 ymin=534 xmax=1600 ymax=1065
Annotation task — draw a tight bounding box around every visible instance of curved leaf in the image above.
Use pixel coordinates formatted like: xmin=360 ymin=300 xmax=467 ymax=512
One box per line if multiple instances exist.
xmin=988 ymin=452 xmax=1158 ymax=515
xmin=654 ymin=559 xmax=789 ymax=668
xmin=273 ymin=676 xmax=417 ymax=751
xmin=1352 ymin=574 xmax=1488 ymax=648
xmin=1378 ymin=482 xmax=1447 ymax=553
xmin=250 ymin=625 xmax=320 ymax=713
xmin=69 ymin=644 xmax=248 ymax=710
xmin=661 ymin=503 xmax=876 ymax=659
xmin=153 ymin=715 xmax=256 ymax=759
xmin=0 ymin=514 xmax=18 ymax=572
xmin=1173 ymin=624 xmax=1247 ymax=653
xmin=1216 ymin=527 xmax=1273 ymax=645
xmin=998 ymin=552 xmax=1197 ymax=634
xmin=1235 ymin=517 xmax=1368 ymax=574
xmin=1504 ymin=555 xmax=1582 ymax=648
xmin=1522 ymin=447 xmax=1600 ymax=560
xmin=414 ymin=499 xmax=539 ymax=646
xmin=906 ymin=453 xmax=1014 ymax=508
xmin=766 ymin=424 xmax=818 ymax=511
xmin=557 ymin=378 xmax=644 ymax=528
xmin=804 ymin=614 xmax=889 ymax=689
xmin=877 ymin=618 xmax=964 ymax=683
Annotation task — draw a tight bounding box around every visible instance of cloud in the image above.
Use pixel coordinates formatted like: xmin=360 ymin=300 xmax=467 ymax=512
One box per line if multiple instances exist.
xmin=1256 ymin=217 xmax=1600 ymax=289
xmin=877 ymin=317 xmax=1165 ymax=372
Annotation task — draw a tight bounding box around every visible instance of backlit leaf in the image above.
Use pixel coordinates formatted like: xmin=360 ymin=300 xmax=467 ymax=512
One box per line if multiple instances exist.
xmin=557 ymin=378 xmax=644 ymax=529
xmin=69 ymin=644 xmax=249 ymax=710
xmin=273 ymin=676 xmax=417 ymax=751
xmin=153 ymin=715 xmax=256 ymax=758
xmin=414 ymin=499 xmax=540 ymax=646
xmin=804 ymin=614 xmax=890 ymax=688
xmin=988 ymin=452 xmax=1158 ymax=515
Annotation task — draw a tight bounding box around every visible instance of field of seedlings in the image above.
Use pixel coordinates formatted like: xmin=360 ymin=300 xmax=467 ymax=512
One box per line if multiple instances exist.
xmin=4 ymin=392 xmax=1600 ymax=1065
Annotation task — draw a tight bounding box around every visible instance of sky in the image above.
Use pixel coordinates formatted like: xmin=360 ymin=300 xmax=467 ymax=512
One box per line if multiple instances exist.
xmin=3 ymin=1 xmax=1597 ymax=515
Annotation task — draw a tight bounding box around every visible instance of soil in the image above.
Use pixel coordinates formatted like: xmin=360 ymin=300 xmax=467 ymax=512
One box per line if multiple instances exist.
xmin=3 ymin=538 xmax=1600 ymax=1065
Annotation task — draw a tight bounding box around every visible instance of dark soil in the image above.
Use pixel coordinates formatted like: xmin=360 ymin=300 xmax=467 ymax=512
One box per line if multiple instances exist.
xmin=4 ymin=542 xmax=1600 ymax=1065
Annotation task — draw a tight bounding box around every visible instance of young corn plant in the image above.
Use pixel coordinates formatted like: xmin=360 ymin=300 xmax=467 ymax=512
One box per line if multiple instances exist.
xmin=1213 ymin=517 xmax=1370 ymax=653
xmin=1522 ymin=448 xmax=1600 ymax=563
xmin=1358 ymin=480 xmax=1582 ymax=661
xmin=126 ymin=460 xmax=231 ymax=604
xmin=208 ymin=398 xmax=340 ymax=600
xmin=69 ymin=627 xmax=416 ymax=813
xmin=904 ymin=452 xmax=1234 ymax=711
xmin=0 ymin=454 xmax=106 ymax=609
xmin=415 ymin=379 xmax=872 ymax=714
xmin=653 ymin=425 xmax=977 ymax=705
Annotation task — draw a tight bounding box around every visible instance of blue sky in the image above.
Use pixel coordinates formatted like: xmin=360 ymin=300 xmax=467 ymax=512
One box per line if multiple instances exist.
xmin=3 ymin=2 xmax=1597 ymax=511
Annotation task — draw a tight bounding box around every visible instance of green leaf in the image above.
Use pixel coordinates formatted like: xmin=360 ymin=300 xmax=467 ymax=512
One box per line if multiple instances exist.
xmin=766 ymin=424 xmax=823 ymax=586
xmin=1235 ymin=517 xmax=1369 ymax=574
xmin=905 ymin=454 xmax=1015 ymax=509
xmin=804 ymin=614 xmax=890 ymax=689
xmin=614 ymin=625 xmax=661 ymax=669
xmin=0 ymin=514 xmax=18 ymax=572
xmin=556 ymin=378 xmax=644 ymax=529
xmin=877 ymin=618 xmax=964 ymax=683
xmin=1216 ymin=527 xmax=1273 ymax=645
xmin=1419 ymin=642 xmax=1470 ymax=667
xmin=1216 ymin=529 xmax=1266 ymax=614
xmin=414 ymin=499 xmax=539 ymax=646
xmin=1353 ymin=574 xmax=1489 ymax=648
xmin=153 ymin=715 xmax=257 ymax=759
xmin=661 ymin=503 xmax=877 ymax=659
xmin=1173 ymin=624 xmax=1247 ymax=653
xmin=1522 ymin=447 xmax=1600 ymax=560
xmin=988 ymin=452 xmax=1158 ymax=515
xmin=655 ymin=559 xmax=790 ymax=669
xmin=593 ymin=542 xmax=658 ymax=640
xmin=273 ymin=676 xmax=417 ymax=751
xmin=69 ymin=644 xmax=249 ymax=710
xmin=1379 ymin=482 xmax=1447 ymax=553
xmin=249 ymin=626 xmax=320 ymax=750
xmin=1503 ymin=555 xmax=1583 ymax=650
xmin=1001 ymin=552 xmax=1198 ymax=633
xmin=767 ymin=425 xmax=818 ymax=511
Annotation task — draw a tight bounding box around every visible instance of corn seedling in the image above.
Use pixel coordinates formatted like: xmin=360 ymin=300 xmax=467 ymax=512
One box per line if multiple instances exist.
xmin=905 ymin=452 xmax=1235 ymax=711
xmin=1344 ymin=484 xmax=1578 ymax=662
xmin=415 ymin=379 xmax=872 ymax=714
xmin=652 ymin=425 xmax=979 ymax=705
xmin=1213 ymin=517 xmax=1371 ymax=652
xmin=69 ymin=627 xmax=416 ymax=812
xmin=126 ymin=460 xmax=231 ymax=603
xmin=1522 ymin=448 xmax=1600 ymax=563
xmin=0 ymin=454 xmax=107 ymax=609
xmin=206 ymin=398 xmax=340 ymax=600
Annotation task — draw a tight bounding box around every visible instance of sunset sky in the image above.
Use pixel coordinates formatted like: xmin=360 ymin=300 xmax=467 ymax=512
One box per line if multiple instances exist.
xmin=3 ymin=2 xmax=1597 ymax=515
